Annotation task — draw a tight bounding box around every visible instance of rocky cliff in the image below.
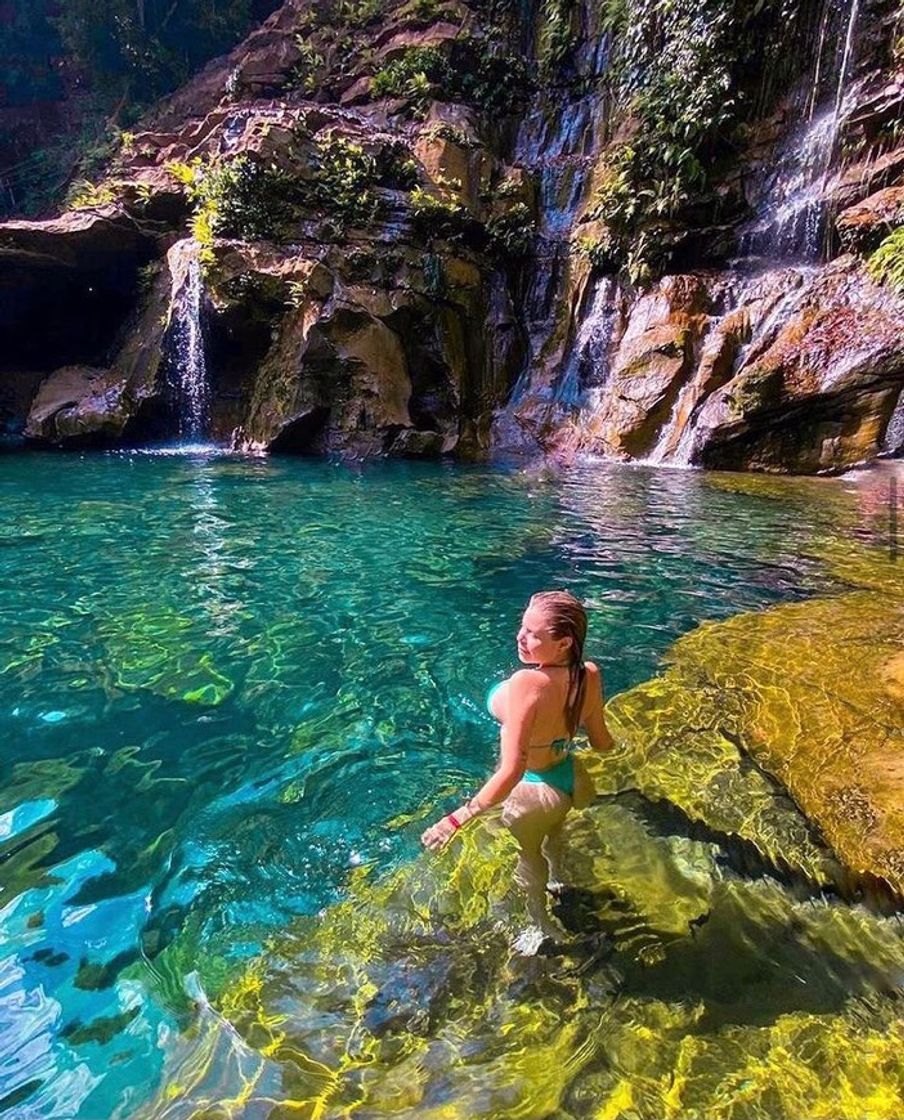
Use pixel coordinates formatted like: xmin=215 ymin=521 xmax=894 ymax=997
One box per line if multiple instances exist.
xmin=1 ymin=0 xmax=902 ymax=471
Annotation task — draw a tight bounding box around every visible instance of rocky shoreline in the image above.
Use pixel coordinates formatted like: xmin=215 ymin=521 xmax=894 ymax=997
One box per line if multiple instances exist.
xmin=1 ymin=0 xmax=902 ymax=472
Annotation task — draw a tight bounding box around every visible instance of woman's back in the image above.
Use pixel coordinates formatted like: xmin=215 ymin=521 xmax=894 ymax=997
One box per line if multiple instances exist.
xmin=489 ymin=662 xmax=601 ymax=772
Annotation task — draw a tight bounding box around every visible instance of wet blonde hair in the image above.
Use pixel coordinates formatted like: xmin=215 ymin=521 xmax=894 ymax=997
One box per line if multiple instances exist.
xmin=529 ymin=589 xmax=587 ymax=736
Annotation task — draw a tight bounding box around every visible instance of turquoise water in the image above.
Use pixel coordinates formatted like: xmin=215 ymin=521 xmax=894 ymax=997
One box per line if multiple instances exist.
xmin=0 ymin=452 xmax=884 ymax=1119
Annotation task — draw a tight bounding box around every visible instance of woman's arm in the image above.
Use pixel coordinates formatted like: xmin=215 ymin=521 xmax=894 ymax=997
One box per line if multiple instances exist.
xmin=581 ymin=661 xmax=615 ymax=753
xmin=421 ymin=671 xmax=539 ymax=851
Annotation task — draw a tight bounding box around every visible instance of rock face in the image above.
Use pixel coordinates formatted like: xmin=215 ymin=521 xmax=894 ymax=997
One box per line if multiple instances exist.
xmin=206 ymin=240 xmax=509 ymax=456
xmin=524 ymin=259 xmax=904 ymax=472
xmin=0 ymin=0 xmax=902 ymax=469
xmin=19 ymin=251 xmax=172 ymax=446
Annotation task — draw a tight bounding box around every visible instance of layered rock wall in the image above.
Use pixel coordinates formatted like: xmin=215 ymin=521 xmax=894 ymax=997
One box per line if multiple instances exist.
xmin=1 ymin=0 xmax=902 ymax=471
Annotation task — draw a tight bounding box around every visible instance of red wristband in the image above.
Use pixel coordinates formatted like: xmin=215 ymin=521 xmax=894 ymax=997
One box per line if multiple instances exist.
xmin=446 ymin=812 xmax=463 ymax=830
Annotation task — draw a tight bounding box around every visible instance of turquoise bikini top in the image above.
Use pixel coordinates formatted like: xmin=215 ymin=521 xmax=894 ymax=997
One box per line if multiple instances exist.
xmin=485 ymin=678 xmax=573 ymax=753
xmin=485 ymin=679 xmax=505 ymax=715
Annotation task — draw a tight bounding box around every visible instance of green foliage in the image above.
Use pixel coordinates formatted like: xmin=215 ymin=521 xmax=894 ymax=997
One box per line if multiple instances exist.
xmin=421 ymin=122 xmax=478 ymax=149
xmin=588 ymin=146 xmax=638 ymax=228
xmin=493 ymin=175 xmax=523 ymax=200
xmin=288 ymin=36 xmax=326 ymax=93
xmin=410 ymin=186 xmax=470 ymax=240
xmin=335 ymin=0 xmax=385 ymax=25
xmin=370 ymin=41 xmax=528 ymax=116
xmin=574 ymin=228 xmax=619 ymax=272
xmin=486 ymin=202 xmax=535 ymax=258
xmin=313 ymin=132 xmax=381 ymax=226
xmin=66 ymin=180 xmax=118 ymax=210
xmin=410 ymin=0 xmax=442 ymax=17
xmin=538 ymin=0 xmax=577 ymax=80
xmin=2 ymin=104 xmax=126 ymax=219
xmin=582 ymin=0 xmax=777 ymax=282
xmin=598 ymin=0 xmax=627 ymax=32
xmin=287 ymin=277 xmax=313 ymax=308
xmin=372 ymin=46 xmax=448 ymax=112
xmin=867 ymin=226 xmax=904 ymax=295
xmin=452 ymin=40 xmax=530 ymax=114
xmin=168 ymin=155 xmax=299 ymax=255
xmin=375 ymin=142 xmax=420 ymax=190
xmin=300 ymin=0 xmax=385 ymax=28
xmin=0 ymin=0 xmax=63 ymax=107
xmin=53 ymin=0 xmax=261 ymax=102
xmin=169 ymin=131 xmax=385 ymax=250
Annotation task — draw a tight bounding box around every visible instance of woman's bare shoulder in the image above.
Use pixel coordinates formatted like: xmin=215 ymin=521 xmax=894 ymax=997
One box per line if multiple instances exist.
xmin=583 ymin=661 xmax=604 ymax=701
xmin=508 ymin=668 xmax=544 ymax=690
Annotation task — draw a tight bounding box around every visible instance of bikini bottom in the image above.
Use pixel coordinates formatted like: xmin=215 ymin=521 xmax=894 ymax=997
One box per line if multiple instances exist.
xmin=522 ymin=753 xmax=575 ymax=797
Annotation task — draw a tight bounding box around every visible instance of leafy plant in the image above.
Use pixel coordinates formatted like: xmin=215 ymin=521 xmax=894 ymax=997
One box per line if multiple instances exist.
xmin=287 ymin=276 xmax=312 ymax=308
xmin=578 ymin=0 xmax=776 ymax=281
xmin=371 ymin=45 xmax=448 ymax=113
xmin=371 ymin=40 xmax=528 ymax=116
xmin=486 ymin=202 xmax=535 ymax=258
xmin=574 ymin=229 xmax=620 ymax=272
xmin=375 ymin=141 xmax=420 ymax=189
xmin=313 ymin=132 xmax=381 ymax=225
xmin=410 ymin=0 xmax=442 ymax=18
xmin=537 ymin=0 xmax=576 ymax=80
xmin=459 ymin=45 xmax=529 ymax=114
xmin=336 ymin=0 xmax=384 ymax=25
xmin=289 ymin=36 xmax=326 ymax=93
xmin=167 ymin=155 xmax=300 ymax=257
xmin=54 ymin=0 xmax=262 ymax=102
xmin=410 ymin=185 xmax=469 ymax=240
xmin=421 ymin=122 xmax=478 ymax=148
xmin=868 ymin=226 xmax=904 ymax=295
xmin=67 ymin=179 xmax=118 ymax=209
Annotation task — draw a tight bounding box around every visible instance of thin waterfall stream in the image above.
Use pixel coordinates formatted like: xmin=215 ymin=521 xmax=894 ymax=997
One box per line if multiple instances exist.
xmin=165 ymin=239 xmax=213 ymax=447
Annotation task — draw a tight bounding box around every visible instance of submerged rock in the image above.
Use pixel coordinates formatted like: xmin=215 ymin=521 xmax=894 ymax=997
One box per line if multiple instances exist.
xmin=136 ymin=537 xmax=904 ymax=1119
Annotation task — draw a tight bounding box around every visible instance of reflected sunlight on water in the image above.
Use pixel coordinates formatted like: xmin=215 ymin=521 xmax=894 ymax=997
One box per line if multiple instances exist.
xmin=0 ymin=452 xmax=900 ymax=1118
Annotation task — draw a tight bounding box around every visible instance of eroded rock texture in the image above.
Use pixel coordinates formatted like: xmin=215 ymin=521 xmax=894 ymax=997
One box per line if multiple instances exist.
xmin=1 ymin=0 xmax=902 ymax=469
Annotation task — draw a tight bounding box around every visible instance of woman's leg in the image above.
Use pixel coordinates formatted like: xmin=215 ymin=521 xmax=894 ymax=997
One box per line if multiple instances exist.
xmin=502 ymin=781 xmax=571 ymax=935
xmin=542 ymin=822 xmax=566 ymax=891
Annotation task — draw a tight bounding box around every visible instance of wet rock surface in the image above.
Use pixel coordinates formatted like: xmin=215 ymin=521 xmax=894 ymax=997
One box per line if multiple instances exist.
xmin=1 ymin=0 xmax=903 ymax=470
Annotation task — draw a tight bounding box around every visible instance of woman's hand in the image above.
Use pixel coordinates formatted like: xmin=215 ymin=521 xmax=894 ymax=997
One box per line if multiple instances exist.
xmin=421 ymin=815 xmax=458 ymax=851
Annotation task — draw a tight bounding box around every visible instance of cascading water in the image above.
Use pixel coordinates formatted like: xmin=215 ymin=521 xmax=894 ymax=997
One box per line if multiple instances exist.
xmin=165 ymin=239 xmax=213 ymax=446
xmin=555 ymin=276 xmax=622 ymax=407
xmin=506 ymin=21 xmax=611 ymax=407
xmin=738 ymin=0 xmax=861 ymax=264
xmin=496 ymin=0 xmax=886 ymax=472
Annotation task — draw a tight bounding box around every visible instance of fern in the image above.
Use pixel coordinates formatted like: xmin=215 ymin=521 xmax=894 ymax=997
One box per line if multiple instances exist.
xmin=868 ymin=226 xmax=904 ymax=295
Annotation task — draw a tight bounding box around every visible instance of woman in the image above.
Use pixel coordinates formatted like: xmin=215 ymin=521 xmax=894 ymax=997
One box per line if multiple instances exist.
xmin=421 ymin=590 xmax=615 ymax=940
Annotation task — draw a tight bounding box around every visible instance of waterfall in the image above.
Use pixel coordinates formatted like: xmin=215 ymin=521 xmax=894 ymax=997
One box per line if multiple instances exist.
xmin=166 ymin=239 xmax=213 ymax=445
xmin=833 ymin=0 xmax=861 ymax=129
xmin=502 ymin=16 xmax=610 ymax=409
xmin=641 ymin=381 xmax=701 ymax=467
xmin=882 ymin=388 xmax=904 ymax=457
xmin=739 ymin=0 xmax=861 ymax=264
xmin=555 ymin=277 xmax=622 ymax=406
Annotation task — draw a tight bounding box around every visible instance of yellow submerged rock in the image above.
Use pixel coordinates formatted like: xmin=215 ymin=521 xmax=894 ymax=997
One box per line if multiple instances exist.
xmin=140 ymin=537 xmax=904 ymax=1120
xmin=652 ymin=540 xmax=904 ymax=895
